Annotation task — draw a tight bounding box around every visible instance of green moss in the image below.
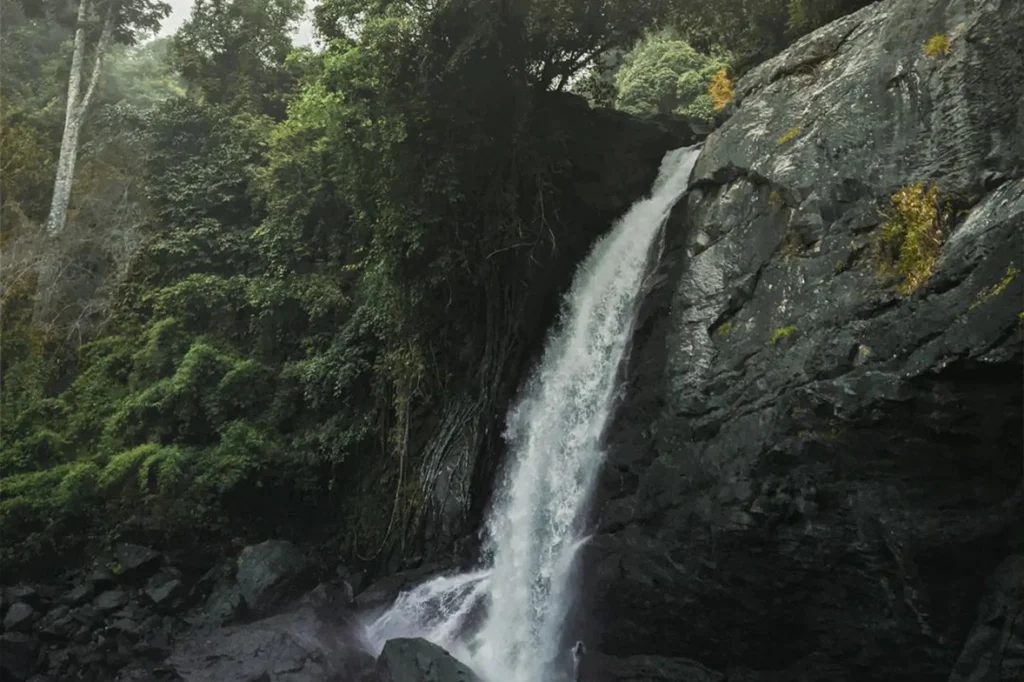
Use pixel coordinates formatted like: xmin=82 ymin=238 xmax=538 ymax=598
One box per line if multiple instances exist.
xmin=776 ymin=125 xmax=801 ymax=145
xmin=924 ymin=33 xmax=951 ymax=58
xmin=877 ymin=183 xmax=944 ymax=294
xmin=769 ymin=191 xmax=783 ymax=207
xmin=971 ymin=265 xmax=1019 ymax=309
xmin=717 ymin=321 xmax=732 ymax=336
xmin=769 ymin=325 xmax=797 ymax=345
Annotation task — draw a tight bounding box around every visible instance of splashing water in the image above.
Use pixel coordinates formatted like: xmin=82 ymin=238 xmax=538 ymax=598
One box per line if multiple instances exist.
xmin=365 ymin=146 xmax=701 ymax=682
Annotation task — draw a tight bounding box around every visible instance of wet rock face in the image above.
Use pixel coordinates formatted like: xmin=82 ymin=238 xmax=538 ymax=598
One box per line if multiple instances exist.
xmin=376 ymin=638 xmax=480 ymax=682
xmin=170 ymin=606 xmax=375 ymax=682
xmin=586 ymin=0 xmax=1023 ymax=680
xmin=235 ymin=540 xmax=315 ymax=618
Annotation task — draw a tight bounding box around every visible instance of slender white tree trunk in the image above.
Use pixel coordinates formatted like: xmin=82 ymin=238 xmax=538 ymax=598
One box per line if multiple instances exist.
xmin=43 ymin=0 xmax=113 ymax=237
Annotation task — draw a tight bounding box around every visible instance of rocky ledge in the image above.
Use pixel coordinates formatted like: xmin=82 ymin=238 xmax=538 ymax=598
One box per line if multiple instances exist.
xmin=0 ymin=538 xmax=479 ymax=682
xmin=584 ymin=0 xmax=1023 ymax=680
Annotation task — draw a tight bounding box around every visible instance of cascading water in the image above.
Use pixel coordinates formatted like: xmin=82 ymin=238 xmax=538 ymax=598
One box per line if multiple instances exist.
xmin=365 ymin=145 xmax=701 ymax=682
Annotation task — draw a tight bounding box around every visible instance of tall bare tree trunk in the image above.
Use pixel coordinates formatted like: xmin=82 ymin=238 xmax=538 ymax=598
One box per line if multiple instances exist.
xmin=36 ymin=0 xmax=113 ymax=325
xmin=43 ymin=0 xmax=113 ymax=237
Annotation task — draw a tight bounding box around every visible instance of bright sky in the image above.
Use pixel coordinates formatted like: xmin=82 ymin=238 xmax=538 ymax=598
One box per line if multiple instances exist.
xmin=155 ymin=0 xmax=317 ymax=47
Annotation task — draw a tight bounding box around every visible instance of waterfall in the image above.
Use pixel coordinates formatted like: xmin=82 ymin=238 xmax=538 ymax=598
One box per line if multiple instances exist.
xmin=365 ymin=145 xmax=701 ymax=682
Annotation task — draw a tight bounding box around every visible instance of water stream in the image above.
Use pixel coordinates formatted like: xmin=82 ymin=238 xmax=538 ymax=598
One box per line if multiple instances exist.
xmin=364 ymin=145 xmax=701 ymax=682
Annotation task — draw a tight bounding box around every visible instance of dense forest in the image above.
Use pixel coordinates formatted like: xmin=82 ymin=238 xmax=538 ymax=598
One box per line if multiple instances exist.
xmin=0 ymin=0 xmax=874 ymax=578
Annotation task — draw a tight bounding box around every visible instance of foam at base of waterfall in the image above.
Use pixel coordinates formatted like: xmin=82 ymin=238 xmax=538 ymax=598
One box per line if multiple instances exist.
xmin=364 ymin=145 xmax=701 ymax=682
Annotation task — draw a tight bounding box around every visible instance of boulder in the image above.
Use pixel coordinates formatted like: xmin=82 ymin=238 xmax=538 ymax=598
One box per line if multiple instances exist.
xmin=3 ymin=602 xmax=35 ymax=631
xmin=583 ymin=0 xmax=1024 ymax=680
xmin=376 ymin=638 xmax=480 ymax=682
xmin=38 ymin=605 xmax=77 ymax=640
xmin=60 ymin=584 xmax=96 ymax=607
xmin=300 ymin=582 xmax=354 ymax=613
xmin=170 ymin=605 xmax=375 ymax=682
xmin=94 ymin=589 xmax=130 ymax=613
xmin=6 ymin=585 xmax=40 ymax=607
xmin=144 ymin=569 xmax=185 ymax=608
xmin=188 ymin=579 xmax=246 ymax=627
xmin=87 ymin=564 xmax=118 ymax=590
xmin=113 ymin=544 xmax=164 ymax=581
xmin=235 ymin=540 xmax=314 ymax=617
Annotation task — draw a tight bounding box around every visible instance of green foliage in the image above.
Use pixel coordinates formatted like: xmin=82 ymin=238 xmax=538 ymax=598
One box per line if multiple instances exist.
xmin=971 ymin=266 xmax=1019 ymax=309
xmin=878 ymin=183 xmax=944 ymax=295
xmin=709 ymin=67 xmax=734 ymax=112
xmin=666 ymin=0 xmax=873 ymax=72
xmin=924 ymin=33 xmax=951 ymax=58
xmin=614 ymin=32 xmax=728 ymax=121
xmin=171 ymin=0 xmax=306 ymax=117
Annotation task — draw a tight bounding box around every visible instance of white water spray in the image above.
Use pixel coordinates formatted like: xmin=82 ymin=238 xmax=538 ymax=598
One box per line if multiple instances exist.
xmin=366 ymin=145 xmax=700 ymax=682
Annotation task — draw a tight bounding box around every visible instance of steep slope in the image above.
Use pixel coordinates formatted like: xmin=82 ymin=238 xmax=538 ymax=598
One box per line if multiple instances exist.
xmin=584 ymin=0 xmax=1023 ymax=680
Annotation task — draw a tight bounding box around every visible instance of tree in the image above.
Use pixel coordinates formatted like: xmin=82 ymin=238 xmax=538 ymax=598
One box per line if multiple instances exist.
xmin=43 ymin=0 xmax=170 ymax=238
xmin=171 ymin=0 xmax=306 ymax=118
xmin=614 ymin=32 xmax=728 ymax=121
xmin=663 ymin=0 xmax=874 ymax=73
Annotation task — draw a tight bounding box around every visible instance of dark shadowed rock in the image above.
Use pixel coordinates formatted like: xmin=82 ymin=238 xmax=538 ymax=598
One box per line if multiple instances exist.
xmin=0 ymin=632 xmax=39 ymax=681
xmin=38 ymin=605 xmax=77 ymax=640
xmin=583 ymin=0 xmax=1023 ymax=681
xmin=355 ymin=565 xmax=443 ymax=612
xmin=235 ymin=540 xmax=314 ymax=617
xmin=170 ymin=605 xmax=375 ymax=682
xmin=3 ymin=602 xmax=35 ymax=631
xmin=145 ymin=569 xmax=185 ymax=608
xmin=584 ymin=653 xmax=724 ymax=682
xmin=60 ymin=583 xmax=96 ymax=607
xmin=300 ymin=582 xmax=354 ymax=613
xmin=114 ymin=663 xmax=180 ymax=682
xmin=87 ymin=564 xmax=117 ymax=590
xmin=949 ymin=554 xmax=1024 ymax=682
xmin=6 ymin=585 xmax=40 ymax=607
xmin=114 ymin=544 xmax=164 ymax=581
xmin=377 ymin=638 xmax=480 ymax=682
xmin=188 ymin=578 xmax=246 ymax=627
xmin=94 ymin=589 xmax=130 ymax=613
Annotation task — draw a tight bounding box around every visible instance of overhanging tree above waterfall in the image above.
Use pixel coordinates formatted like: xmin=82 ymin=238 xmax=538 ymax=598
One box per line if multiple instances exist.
xmin=42 ymin=0 xmax=169 ymax=238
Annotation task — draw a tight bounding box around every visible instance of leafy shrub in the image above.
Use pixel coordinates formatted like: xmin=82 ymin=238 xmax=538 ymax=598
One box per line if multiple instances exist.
xmin=709 ymin=68 xmax=735 ymax=111
xmin=614 ymin=33 xmax=729 ymax=122
xmin=924 ymin=33 xmax=951 ymax=58
xmin=878 ymin=183 xmax=944 ymax=294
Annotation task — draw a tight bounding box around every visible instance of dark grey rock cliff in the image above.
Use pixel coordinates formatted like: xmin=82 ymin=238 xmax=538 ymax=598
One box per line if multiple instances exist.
xmin=584 ymin=0 xmax=1023 ymax=680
